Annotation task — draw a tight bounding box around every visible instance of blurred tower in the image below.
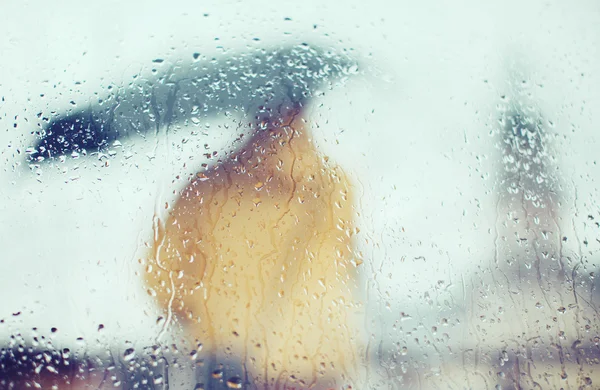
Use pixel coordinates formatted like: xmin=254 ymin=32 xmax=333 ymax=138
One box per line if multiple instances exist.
xmin=496 ymin=99 xmax=566 ymax=310
xmin=472 ymin=74 xmax=600 ymax=388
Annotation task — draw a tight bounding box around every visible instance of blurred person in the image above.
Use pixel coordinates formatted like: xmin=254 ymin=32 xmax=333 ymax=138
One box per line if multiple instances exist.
xmin=34 ymin=45 xmax=363 ymax=389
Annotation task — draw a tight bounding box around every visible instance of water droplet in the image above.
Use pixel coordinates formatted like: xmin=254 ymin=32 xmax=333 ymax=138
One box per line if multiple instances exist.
xmin=226 ymin=376 xmax=243 ymax=389
xmin=123 ymin=348 xmax=136 ymax=362
xmin=212 ymin=369 xmax=223 ymax=379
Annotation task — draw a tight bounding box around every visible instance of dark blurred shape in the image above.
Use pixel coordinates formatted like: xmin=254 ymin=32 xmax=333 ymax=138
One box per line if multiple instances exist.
xmin=0 ymin=345 xmax=176 ymax=389
xmin=31 ymin=44 xmax=357 ymax=161
xmin=0 ymin=347 xmax=101 ymax=389
xmin=33 ymin=111 xmax=108 ymax=159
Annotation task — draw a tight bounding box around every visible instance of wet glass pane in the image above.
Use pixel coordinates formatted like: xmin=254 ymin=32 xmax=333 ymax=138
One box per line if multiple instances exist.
xmin=1 ymin=1 xmax=600 ymax=388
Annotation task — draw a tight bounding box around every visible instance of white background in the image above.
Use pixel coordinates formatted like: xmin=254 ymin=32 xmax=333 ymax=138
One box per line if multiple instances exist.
xmin=1 ymin=0 xmax=600 ymax=387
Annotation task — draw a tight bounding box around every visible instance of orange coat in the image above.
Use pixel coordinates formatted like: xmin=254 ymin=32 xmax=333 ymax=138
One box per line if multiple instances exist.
xmin=146 ymin=112 xmax=361 ymax=389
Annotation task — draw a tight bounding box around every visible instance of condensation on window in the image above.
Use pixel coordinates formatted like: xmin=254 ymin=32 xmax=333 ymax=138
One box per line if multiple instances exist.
xmin=1 ymin=1 xmax=599 ymax=389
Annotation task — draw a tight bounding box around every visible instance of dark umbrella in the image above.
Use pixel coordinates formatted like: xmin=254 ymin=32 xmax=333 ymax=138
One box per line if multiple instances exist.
xmin=30 ymin=44 xmax=357 ymax=161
